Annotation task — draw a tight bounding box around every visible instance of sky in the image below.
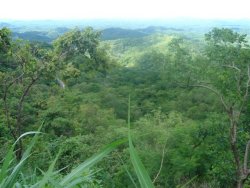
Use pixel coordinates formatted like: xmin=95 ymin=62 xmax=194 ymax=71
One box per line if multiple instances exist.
xmin=1 ymin=0 xmax=250 ymax=20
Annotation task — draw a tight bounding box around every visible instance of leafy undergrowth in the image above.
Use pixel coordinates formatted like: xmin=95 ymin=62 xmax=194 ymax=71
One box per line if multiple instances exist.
xmin=0 ymin=98 xmax=157 ymax=188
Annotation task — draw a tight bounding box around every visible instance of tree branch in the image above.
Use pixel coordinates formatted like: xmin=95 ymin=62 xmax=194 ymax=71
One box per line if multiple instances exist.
xmin=238 ymin=65 xmax=250 ymax=119
xmin=243 ymin=140 xmax=250 ymax=175
xmin=2 ymin=73 xmax=24 ymax=141
xmin=15 ymin=76 xmax=39 ymax=160
xmin=3 ymin=81 xmax=17 ymax=141
xmin=243 ymin=65 xmax=250 ymax=101
xmin=6 ymin=73 xmax=24 ymax=88
xmin=190 ymin=84 xmax=229 ymax=113
xmin=222 ymin=64 xmax=241 ymax=72
xmin=221 ymin=64 xmax=243 ymax=97
xmin=16 ymin=76 xmax=38 ymax=135
xmin=153 ymin=144 xmax=166 ymax=183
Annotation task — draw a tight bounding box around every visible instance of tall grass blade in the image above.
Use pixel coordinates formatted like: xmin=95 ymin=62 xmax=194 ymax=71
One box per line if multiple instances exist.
xmin=2 ymin=155 xmax=30 ymax=188
xmin=21 ymin=124 xmax=43 ymax=160
xmin=47 ymin=177 xmax=64 ymax=188
xmin=60 ymin=138 xmax=126 ymax=186
xmin=14 ymin=131 xmax=41 ymax=146
xmin=177 ymin=175 xmax=198 ymax=188
xmin=118 ymin=154 xmax=138 ymax=188
xmin=0 ymin=145 xmax=15 ymax=184
xmin=124 ymin=164 xmax=138 ymax=188
xmin=128 ymin=95 xmax=154 ymax=188
xmin=31 ymin=150 xmax=61 ymax=188
xmin=1 ymin=125 xmax=42 ymax=188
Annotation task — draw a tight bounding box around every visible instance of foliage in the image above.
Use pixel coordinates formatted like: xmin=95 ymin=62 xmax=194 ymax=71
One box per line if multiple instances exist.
xmin=1 ymin=26 xmax=250 ymax=187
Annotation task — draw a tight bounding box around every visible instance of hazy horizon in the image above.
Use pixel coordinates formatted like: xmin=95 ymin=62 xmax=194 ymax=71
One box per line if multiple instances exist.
xmin=2 ymin=17 xmax=250 ymax=22
xmin=1 ymin=0 xmax=250 ymax=20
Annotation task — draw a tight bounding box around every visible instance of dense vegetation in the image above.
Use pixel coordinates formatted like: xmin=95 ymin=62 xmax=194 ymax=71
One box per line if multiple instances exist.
xmin=1 ymin=24 xmax=250 ymax=188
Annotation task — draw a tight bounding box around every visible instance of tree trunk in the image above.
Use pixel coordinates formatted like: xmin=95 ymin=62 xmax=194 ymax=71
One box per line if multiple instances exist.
xmin=15 ymin=140 xmax=23 ymax=161
xmin=228 ymin=112 xmax=248 ymax=188
xmin=237 ymin=180 xmax=243 ymax=188
xmin=14 ymin=77 xmax=38 ymax=160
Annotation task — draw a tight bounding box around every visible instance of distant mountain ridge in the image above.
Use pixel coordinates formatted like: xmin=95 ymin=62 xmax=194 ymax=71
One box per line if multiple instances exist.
xmin=0 ymin=22 xmax=12 ymax=28
xmin=4 ymin=26 xmax=180 ymax=43
xmin=11 ymin=27 xmax=70 ymax=43
xmin=100 ymin=26 xmax=185 ymax=40
xmin=100 ymin=27 xmax=148 ymax=40
xmin=12 ymin=31 xmax=51 ymax=43
xmin=1 ymin=20 xmax=250 ymax=43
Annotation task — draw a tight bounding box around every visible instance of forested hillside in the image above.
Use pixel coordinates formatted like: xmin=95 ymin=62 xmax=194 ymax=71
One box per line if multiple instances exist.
xmin=1 ymin=25 xmax=250 ymax=188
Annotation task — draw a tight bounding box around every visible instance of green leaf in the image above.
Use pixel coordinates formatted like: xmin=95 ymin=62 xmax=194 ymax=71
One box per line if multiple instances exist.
xmin=31 ymin=150 xmax=61 ymax=188
xmin=2 ymin=155 xmax=30 ymax=188
xmin=0 ymin=145 xmax=15 ymax=184
xmin=0 ymin=125 xmax=42 ymax=188
xmin=177 ymin=175 xmax=198 ymax=188
xmin=60 ymin=138 xmax=126 ymax=187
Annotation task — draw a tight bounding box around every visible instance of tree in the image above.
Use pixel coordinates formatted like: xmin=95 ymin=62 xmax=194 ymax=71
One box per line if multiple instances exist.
xmin=0 ymin=27 xmax=12 ymax=71
xmin=193 ymin=28 xmax=250 ymax=187
xmin=53 ymin=27 xmax=100 ymax=60
xmin=0 ymin=28 xmax=57 ymax=159
xmin=53 ymin=27 xmax=111 ymax=84
xmin=0 ymin=27 xmax=113 ymax=160
xmin=167 ymin=37 xmax=196 ymax=87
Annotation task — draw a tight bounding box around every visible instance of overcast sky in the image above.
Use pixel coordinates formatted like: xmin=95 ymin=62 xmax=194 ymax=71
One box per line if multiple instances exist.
xmin=1 ymin=0 xmax=250 ymax=20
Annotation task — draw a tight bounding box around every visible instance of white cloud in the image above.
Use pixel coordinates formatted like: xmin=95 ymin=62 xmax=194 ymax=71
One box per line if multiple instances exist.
xmin=0 ymin=0 xmax=250 ymax=20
